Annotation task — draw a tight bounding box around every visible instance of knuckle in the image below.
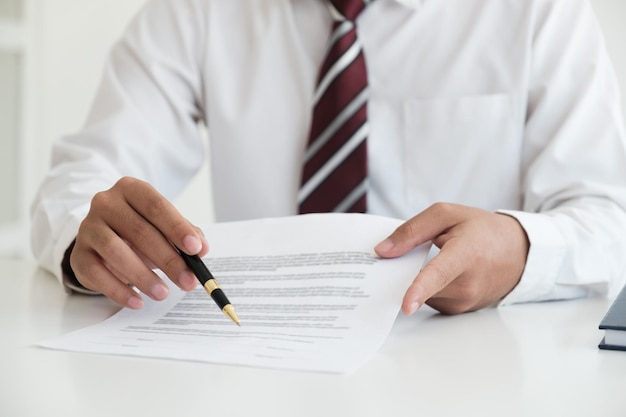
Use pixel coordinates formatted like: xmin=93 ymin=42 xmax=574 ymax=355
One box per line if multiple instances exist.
xmin=106 ymin=285 xmax=133 ymax=306
xmin=77 ymin=218 xmax=108 ymax=250
xmin=430 ymin=202 xmax=454 ymax=217
xmin=76 ymin=220 xmax=128 ymax=272
xmin=428 ymin=281 xmax=483 ymax=315
xmin=162 ymin=251 xmax=184 ymax=274
xmin=144 ymin=194 xmax=169 ymax=219
xmin=90 ymin=190 xmax=114 ymax=211
xmin=396 ymin=219 xmax=419 ymax=239
xmin=171 ymin=219 xmax=193 ymax=240
xmin=71 ymin=256 xmax=99 ymax=290
xmin=115 ymin=176 xmax=139 ymax=190
xmin=97 ymin=230 xmax=118 ymax=252
xmin=128 ymin=219 xmax=152 ymax=246
xmin=455 ymin=283 xmax=482 ymax=304
xmin=194 ymin=225 xmax=205 ymax=237
xmin=423 ymin=262 xmax=452 ymax=288
xmin=81 ymin=263 xmax=102 ymax=286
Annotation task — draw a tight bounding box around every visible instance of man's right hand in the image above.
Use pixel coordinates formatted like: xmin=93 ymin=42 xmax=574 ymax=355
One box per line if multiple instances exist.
xmin=69 ymin=176 xmax=208 ymax=309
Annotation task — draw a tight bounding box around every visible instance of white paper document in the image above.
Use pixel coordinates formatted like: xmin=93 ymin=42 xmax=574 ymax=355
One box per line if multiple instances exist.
xmin=40 ymin=213 xmax=429 ymax=373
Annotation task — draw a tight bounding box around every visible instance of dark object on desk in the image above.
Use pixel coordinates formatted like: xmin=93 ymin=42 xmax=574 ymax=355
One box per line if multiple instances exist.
xmin=599 ymin=283 xmax=626 ymax=351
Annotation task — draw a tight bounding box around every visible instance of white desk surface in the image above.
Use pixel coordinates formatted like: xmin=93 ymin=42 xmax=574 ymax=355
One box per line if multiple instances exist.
xmin=1 ymin=259 xmax=625 ymax=417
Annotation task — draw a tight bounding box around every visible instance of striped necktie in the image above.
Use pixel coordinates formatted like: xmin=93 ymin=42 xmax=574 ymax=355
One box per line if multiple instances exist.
xmin=298 ymin=0 xmax=371 ymax=214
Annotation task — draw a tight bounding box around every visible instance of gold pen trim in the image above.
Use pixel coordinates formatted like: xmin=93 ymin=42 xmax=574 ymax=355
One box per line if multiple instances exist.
xmin=203 ymin=279 xmax=221 ymax=294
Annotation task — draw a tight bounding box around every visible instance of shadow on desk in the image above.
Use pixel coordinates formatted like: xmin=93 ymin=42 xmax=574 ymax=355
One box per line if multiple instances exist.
xmin=383 ymin=306 xmax=524 ymax=414
xmin=28 ymin=266 xmax=121 ymax=333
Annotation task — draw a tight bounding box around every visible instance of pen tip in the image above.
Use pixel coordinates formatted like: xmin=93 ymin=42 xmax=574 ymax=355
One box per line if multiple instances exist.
xmin=223 ymin=304 xmax=241 ymax=327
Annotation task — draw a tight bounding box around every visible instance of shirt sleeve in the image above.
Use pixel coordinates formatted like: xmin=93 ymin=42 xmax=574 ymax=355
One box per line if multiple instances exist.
xmin=500 ymin=0 xmax=626 ymax=305
xmin=30 ymin=0 xmax=208 ymax=285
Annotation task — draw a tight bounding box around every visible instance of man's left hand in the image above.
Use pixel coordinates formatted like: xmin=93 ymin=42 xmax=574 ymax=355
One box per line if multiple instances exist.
xmin=375 ymin=203 xmax=529 ymax=315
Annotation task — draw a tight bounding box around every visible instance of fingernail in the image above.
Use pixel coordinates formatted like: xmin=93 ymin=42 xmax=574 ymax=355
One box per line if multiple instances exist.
xmin=408 ymin=300 xmax=420 ymax=315
xmin=151 ymin=283 xmax=169 ymax=300
xmin=179 ymin=269 xmax=197 ymax=291
xmin=183 ymin=234 xmax=202 ymax=254
xmin=128 ymin=295 xmax=144 ymax=309
xmin=375 ymin=238 xmax=394 ymax=253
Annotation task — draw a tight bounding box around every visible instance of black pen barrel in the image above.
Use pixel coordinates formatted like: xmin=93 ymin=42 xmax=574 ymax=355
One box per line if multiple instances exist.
xmin=210 ymin=287 xmax=232 ymax=310
xmin=180 ymin=251 xmax=214 ymax=286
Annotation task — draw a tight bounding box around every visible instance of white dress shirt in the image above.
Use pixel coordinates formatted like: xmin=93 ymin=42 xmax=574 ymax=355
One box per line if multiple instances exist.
xmin=31 ymin=0 xmax=626 ymax=305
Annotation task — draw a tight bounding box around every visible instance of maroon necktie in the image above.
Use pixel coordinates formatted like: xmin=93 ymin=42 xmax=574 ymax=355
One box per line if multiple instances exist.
xmin=298 ymin=0 xmax=370 ymax=214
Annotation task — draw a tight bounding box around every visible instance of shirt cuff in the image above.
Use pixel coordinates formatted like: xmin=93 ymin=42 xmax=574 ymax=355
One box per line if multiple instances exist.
xmin=496 ymin=209 xmax=568 ymax=305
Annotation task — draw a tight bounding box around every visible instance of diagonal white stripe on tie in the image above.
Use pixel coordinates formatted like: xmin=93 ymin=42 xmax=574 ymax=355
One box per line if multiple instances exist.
xmin=298 ymin=122 xmax=369 ymax=203
xmin=305 ymin=87 xmax=369 ymax=162
xmin=313 ymin=34 xmax=361 ymax=105
xmin=332 ymin=178 xmax=369 ymax=212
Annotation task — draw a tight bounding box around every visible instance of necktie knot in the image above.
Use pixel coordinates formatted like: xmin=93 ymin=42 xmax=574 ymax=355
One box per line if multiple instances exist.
xmin=329 ymin=0 xmax=368 ymax=22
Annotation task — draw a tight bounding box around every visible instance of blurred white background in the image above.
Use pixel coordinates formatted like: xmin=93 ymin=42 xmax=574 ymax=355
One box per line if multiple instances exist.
xmin=1 ymin=0 xmax=625 ymax=259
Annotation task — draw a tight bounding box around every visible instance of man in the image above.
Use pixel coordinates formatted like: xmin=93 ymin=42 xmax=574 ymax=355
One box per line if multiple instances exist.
xmin=31 ymin=0 xmax=626 ymax=316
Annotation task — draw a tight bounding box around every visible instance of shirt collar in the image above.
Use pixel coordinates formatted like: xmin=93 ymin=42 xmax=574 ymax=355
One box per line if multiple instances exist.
xmin=394 ymin=0 xmax=424 ymax=9
xmin=321 ymin=0 xmax=424 ymax=19
xmin=328 ymin=0 xmax=423 ymax=20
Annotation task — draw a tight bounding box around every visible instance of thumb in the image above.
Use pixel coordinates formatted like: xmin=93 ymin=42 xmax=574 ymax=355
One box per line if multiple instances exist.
xmin=375 ymin=203 xmax=460 ymax=259
xmin=375 ymin=218 xmax=432 ymax=259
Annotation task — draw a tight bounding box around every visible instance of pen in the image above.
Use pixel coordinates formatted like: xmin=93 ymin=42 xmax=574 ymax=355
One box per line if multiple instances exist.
xmin=178 ymin=249 xmax=240 ymax=326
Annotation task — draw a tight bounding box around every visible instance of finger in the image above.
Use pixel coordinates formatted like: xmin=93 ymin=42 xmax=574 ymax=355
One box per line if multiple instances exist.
xmin=193 ymin=225 xmax=210 ymax=258
xmin=130 ymin=244 xmax=158 ymax=270
xmin=71 ymin=248 xmax=144 ymax=309
xmin=103 ymin=201 xmax=198 ymax=292
xmin=118 ymin=177 xmax=204 ymax=255
xmin=401 ymin=237 xmax=469 ymax=315
xmin=375 ymin=203 xmax=462 ymax=258
xmin=423 ymin=273 xmax=488 ymax=315
xmin=425 ymin=289 xmax=485 ymax=315
xmin=77 ymin=219 xmax=171 ymax=301
xmin=102 ymin=244 xmax=171 ymax=301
